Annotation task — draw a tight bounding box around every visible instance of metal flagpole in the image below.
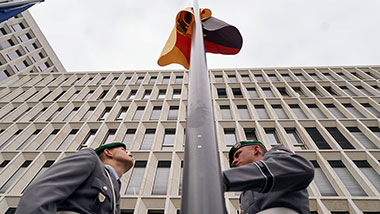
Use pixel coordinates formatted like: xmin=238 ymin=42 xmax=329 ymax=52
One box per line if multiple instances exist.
xmin=181 ymin=0 xmax=227 ymax=213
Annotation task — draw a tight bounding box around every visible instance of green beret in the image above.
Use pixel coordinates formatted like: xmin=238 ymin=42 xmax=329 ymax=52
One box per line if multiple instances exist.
xmin=228 ymin=140 xmax=265 ymax=167
xmin=95 ymin=142 xmax=126 ymax=155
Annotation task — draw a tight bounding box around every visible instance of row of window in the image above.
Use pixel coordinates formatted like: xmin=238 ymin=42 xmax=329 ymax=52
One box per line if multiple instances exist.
xmin=216 ymin=83 xmax=379 ymax=99
xmin=212 ymin=68 xmax=380 ymax=83
xmin=0 ymin=151 xmax=379 ymax=198
xmin=1 ymin=97 xmax=379 ymax=125
xmin=0 ymin=119 xmax=379 ymax=151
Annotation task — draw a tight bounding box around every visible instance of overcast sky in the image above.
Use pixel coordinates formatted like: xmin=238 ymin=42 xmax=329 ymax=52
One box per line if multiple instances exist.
xmin=29 ymin=0 xmax=380 ymax=72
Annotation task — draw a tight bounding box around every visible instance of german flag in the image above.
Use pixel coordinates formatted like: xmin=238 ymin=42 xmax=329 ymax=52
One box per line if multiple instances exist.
xmin=158 ymin=8 xmax=242 ymax=69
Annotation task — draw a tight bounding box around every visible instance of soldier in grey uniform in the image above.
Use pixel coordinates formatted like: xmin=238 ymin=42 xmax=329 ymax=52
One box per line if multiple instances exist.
xmin=223 ymin=140 xmax=314 ymax=214
xmin=16 ymin=142 xmax=134 ymax=214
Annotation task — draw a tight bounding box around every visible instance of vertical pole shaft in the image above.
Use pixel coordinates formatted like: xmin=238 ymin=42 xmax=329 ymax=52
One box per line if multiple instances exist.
xmin=181 ymin=0 xmax=227 ymax=213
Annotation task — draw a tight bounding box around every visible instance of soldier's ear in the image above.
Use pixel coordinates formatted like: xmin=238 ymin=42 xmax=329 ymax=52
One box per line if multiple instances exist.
xmin=103 ymin=148 xmax=113 ymax=158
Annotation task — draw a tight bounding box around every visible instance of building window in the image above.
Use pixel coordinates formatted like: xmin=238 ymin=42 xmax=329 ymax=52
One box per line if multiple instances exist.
xmin=307 ymin=104 xmax=327 ymax=119
xmin=113 ymin=90 xmax=123 ymax=100
xmin=96 ymin=77 xmax=106 ymax=86
xmin=162 ymin=129 xmax=176 ymax=150
xmin=82 ymin=90 xmax=94 ymax=101
xmin=175 ymin=75 xmax=183 ymax=84
xmin=289 ymin=104 xmax=307 ymax=119
xmin=63 ymin=107 xmax=79 ymax=121
xmin=237 ymin=105 xmax=251 ymax=119
xmin=220 ymin=105 xmax=232 ymax=120
xmin=264 ymin=128 xmax=281 ymax=146
xmin=262 ymin=87 xmax=274 ymax=97
xmin=68 ymin=91 xmax=80 ymax=101
xmin=110 ymin=77 xmax=118 ymax=85
xmin=81 ymin=129 xmax=97 ymax=148
xmin=150 ymin=106 xmax=161 ymax=120
xmin=353 ymin=161 xmax=380 ymax=193
xmin=323 ymin=73 xmax=335 ymax=80
xmin=133 ymin=106 xmax=145 ymax=120
xmin=285 ymin=128 xmax=306 ymax=150
xmin=277 ymin=87 xmax=289 ymax=97
xmin=308 ymin=87 xmax=323 ymax=97
xmin=232 ymin=88 xmax=243 ymax=98
xmin=179 ymin=161 xmax=183 ymax=196
xmin=356 ymin=86 xmax=373 ymax=96
xmin=339 ymin=86 xmax=356 ymax=96
xmin=149 ymin=76 xmax=157 ymax=84
xmin=305 ymin=128 xmax=331 ymax=149
xmin=326 ymin=127 xmax=355 ymax=149
xmin=281 ymin=73 xmax=293 ymax=81
xmin=17 ymin=129 xmax=41 ymax=150
xmin=228 ymin=75 xmax=237 ymax=83
xmin=214 ymin=75 xmax=223 ymax=82
xmin=244 ymin=128 xmax=257 ymax=141
xmin=224 ymin=128 xmax=237 ymax=149
xmin=125 ymin=161 xmax=147 ymax=195
xmin=152 ymin=161 xmax=171 ymax=195
xmin=46 ymin=107 xmax=63 ymax=121
xmin=168 ymin=106 xmax=179 ymax=120
xmin=57 ymin=129 xmax=78 ymax=150
xmin=247 ymin=88 xmax=259 ymax=98
xmin=309 ymin=73 xmax=322 ymax=81
xmin=30 ymin=107 xmax=47 ymax=121
xmin=328 ymin=160 xmax=367 ymax=196
xmin=254 ymin=74 xmax=265 ymax=82
xmin=217 ymin=88 xmax=227 ymax=98
xmin=143 ymin=89 xmax=152 ymax=99
xmin=103 ymin=129 xmax=117 ymax=144
xmin=123 ymin=76 xmax=131 ymax=85
xmin=140 ymin=129 xmax=155 ymax=150
xmin=0 ymin=160 xmax=11 ymax=171
xmin=292 ymin=87 xmax=305 ymax=97
xmin=122 ymin=129 xmax=136 ymax=149
xmin=128 ymin=90 xmax=137 ymax=100
xmin=311 ymin=161 xmax=337 ymax=196
xmin=267 ymin=74 xmax=279 ymax=82
xmin=295 ymin=73 xmax=306 ymax=81
xmin=98 ymin=107 xmax=112 ymax=121
xmin=241 ymin=74 xmax=251 ymax=82
xmin=162 ymin=76 xmax=170 ymax=84
xmin=324 ymin=104 xmax=345 ymax=118
xmin=172 ymin=89 xmax=181 ymax=99
xmin=53 ymin=91 xmax=66 ymax=101
xmin=116 ymin=107 xmax=128 ymax=121
xmin=135 ymin=76 xmax=144 ymax=85
xmin=0 ymin=129 xmax=22 ymax=149
xmin=361 ymin=103 xmax=380 ymax=117
xmin=0 ymin=161 xmax=32 ymax=193
xmin=323 ymin=86 xmax=338 ymax=96
xmin=347 ymin=127 xmax=377 ymax=149
xmin=81 ymin=107 xmax=96 ymax=121
xmin=157 ymin=89 xmax=166 ymax=99
xmin=272 ymin=105 xmax=289 ymax=119
xmin=254 ymin=105 xmax=269 ymax=119
xmin=37 ymin=129 xmax=59 ymax=150
xmin=343 ymin=104 xmax=365 ymax=118
xmin=97 ymin=90 xmax=109 ymax=100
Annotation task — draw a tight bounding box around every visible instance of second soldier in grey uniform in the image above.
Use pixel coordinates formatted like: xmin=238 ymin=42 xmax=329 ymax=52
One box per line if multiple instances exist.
xmin=223 ymin=140 xmax=314 ymax=214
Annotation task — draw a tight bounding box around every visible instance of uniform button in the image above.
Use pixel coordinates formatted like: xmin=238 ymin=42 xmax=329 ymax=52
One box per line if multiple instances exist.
xmin=103 ymin=186 xmax=108 ymax=191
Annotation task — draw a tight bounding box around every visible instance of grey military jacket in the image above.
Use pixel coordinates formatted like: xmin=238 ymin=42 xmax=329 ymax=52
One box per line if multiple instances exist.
xmin=16 ymin=148 xmax=121 ymax=214
xmin=223 ymin=146 xmax=314 ymax=214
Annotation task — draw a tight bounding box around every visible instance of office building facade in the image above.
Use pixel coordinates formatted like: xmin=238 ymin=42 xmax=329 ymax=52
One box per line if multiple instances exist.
xmin=0 ymin=66 xmax=379 ymax=214
xmin=0 ymin=10 xmax=65 ymax=81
